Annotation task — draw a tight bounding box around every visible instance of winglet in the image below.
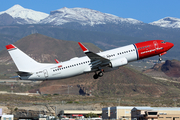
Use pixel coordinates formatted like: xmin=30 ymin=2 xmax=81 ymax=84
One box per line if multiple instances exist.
xmin=78 ymin=42 xmax=89 ymax=52
xmin=55 ymin=59 xmax=60 ymax=63
xmin=6 ymin=44 xmax=16 ymax=50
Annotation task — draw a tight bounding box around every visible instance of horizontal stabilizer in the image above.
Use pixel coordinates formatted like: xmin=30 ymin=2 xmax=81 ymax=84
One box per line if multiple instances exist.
xmin=16 ymin=71 xmax=33 ymax=76
xmin=10 ymin=76 xmax=19 ymax=78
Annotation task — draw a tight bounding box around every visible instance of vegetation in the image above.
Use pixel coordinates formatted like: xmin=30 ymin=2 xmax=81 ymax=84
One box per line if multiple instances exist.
xmin=85 ymin=112 xmax=98 ymax=118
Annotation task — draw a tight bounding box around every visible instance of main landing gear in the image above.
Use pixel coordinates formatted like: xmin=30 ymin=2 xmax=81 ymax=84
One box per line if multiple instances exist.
xmin=93 ymin=70 xmax=104 ymax=79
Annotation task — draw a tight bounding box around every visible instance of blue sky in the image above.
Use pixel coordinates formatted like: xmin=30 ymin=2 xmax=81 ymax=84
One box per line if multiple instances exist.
xmin=0 ymin=0 xmax=180 ymax=23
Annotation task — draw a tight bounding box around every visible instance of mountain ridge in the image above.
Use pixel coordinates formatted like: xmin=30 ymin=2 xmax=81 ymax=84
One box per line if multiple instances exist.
xmin=150 ymin=17 xmax=180 ymax=28
xmin=39 ymin=7 xmax=143 ymax=26
xmin=2 ymin=4 xmax=180 ymax=28
xmin=0 ymin=4 xmax=49 ymax=24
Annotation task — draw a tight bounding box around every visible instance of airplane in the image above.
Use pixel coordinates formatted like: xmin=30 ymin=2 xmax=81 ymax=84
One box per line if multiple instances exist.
xmin=6 ymin=40 xmax=174 ymax=80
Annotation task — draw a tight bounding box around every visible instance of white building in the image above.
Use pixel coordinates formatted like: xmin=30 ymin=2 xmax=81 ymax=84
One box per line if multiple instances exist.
xmin=1 ymin=115 xmax=14 ymax=120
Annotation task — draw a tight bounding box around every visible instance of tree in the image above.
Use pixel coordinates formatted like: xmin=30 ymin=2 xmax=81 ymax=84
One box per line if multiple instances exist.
xmin=85 ymin=112 xmax=98 ymax=118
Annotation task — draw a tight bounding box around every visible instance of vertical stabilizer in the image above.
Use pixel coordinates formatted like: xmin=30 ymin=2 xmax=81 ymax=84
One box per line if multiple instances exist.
xmin=6 ymin=44 xmax=40 ymax=71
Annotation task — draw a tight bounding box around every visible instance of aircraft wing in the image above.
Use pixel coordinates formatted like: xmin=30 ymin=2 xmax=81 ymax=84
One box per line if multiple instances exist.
xmin=78 ymin=42 xmax=110 ymax=69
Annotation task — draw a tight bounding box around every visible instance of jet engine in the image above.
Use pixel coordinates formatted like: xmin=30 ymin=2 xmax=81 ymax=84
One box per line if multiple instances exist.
xmin=109 ymin=57 xmax=128 ymax=68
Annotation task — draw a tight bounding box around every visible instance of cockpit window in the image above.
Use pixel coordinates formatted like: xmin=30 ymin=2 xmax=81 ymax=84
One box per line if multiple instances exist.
xmin=161 ymin=41 xmax=166 ymax=43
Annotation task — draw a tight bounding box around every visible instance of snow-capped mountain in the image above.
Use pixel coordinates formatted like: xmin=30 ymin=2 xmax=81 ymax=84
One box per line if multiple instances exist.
xmin=39 ymin=7 xmax=143 ymax=26
xmin=0 ymin=4 xmax=49 ymax=24
xmin=149 ymin=17 xmax=180 ymax=28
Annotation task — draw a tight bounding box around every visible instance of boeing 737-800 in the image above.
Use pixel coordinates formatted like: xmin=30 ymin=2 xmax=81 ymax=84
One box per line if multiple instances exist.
xmin=6 ymin=40 xmax=173 ymax=80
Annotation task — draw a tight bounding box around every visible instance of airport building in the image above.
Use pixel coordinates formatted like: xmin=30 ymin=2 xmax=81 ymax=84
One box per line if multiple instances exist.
xmin=59 ymin=110 xmax=102 ymax=118
xmin=1 ymin=115 xmax=14 ymax=120
xmin=102 ymin=106 xmax=180 ymax=120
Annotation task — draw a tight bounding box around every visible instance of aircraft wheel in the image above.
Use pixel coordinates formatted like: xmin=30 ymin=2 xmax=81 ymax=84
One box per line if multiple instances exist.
xmin=98 ymin=72 xmax=103 ymax=77
xmin=159 ymin=57 xmax=162 ymax=61
xmin=93 ymin=74 xmax=99 ymax=79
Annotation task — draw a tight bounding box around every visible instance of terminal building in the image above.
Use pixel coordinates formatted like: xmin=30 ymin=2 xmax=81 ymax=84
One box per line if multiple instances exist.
xmin=102 ymin=106 xmax=180 ymax=120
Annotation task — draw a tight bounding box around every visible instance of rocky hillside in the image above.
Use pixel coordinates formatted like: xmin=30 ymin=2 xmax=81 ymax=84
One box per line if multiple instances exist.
xmin=37 ymin=65 xmax=180 ymax=100
xmin=161 ymin=60 xmax=180 ymax=78
xmin=143 ymin=60 xmax=180 ymax=79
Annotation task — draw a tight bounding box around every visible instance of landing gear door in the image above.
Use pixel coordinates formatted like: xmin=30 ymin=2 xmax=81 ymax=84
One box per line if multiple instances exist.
xmin=43 ymin=69 xmax=48 ymax=78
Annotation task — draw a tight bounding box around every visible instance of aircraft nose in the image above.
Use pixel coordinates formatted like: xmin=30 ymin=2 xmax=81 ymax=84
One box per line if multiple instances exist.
xmin=167 ymin=42 xmax=174 ymax=49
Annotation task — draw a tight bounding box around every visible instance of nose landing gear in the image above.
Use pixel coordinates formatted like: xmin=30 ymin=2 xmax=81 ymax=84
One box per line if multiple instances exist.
xmin=159 ymin=55 xmax=162 ymax=61
xmin=159 ymin=57 xmax=162 ymax=61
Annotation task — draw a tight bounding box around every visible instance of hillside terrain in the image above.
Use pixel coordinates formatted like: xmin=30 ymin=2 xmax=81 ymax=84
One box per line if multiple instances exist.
xmin=143 ymin=60 xmax=180 ymax=80
xmin=38 ymin=66 xmax=180 ymax=98
xmin=0 ymin=33 xmax=101 ymax=63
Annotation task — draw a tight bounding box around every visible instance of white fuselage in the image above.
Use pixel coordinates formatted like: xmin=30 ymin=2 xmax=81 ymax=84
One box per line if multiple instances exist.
xmin=21 ymin=44 xmax=137 ymax=80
